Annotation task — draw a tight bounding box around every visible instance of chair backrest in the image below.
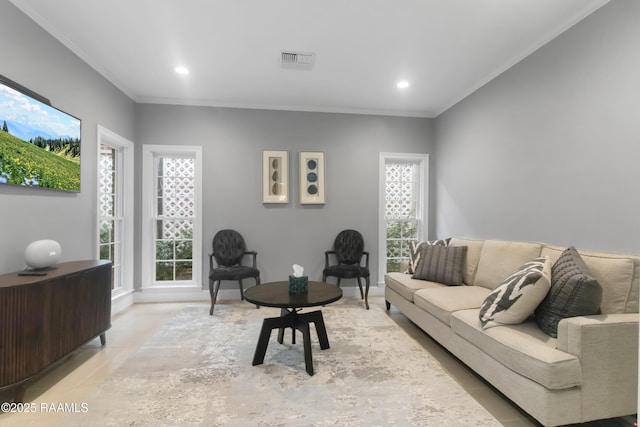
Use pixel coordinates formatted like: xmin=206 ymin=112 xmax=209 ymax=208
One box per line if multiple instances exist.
xmin=333 ymin=229 xmax=364 ymax=265
xmin=212 ymin=229 xmax=247 ymax=267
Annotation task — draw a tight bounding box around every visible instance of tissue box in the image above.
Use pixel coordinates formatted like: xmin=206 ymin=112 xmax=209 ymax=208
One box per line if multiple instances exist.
xmin=288 ymin=275 xmax=308 ymax=294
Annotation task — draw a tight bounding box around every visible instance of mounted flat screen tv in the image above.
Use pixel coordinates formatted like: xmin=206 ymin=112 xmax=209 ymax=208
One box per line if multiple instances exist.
xmin=0 ymin=75 xmax=81 ymax=192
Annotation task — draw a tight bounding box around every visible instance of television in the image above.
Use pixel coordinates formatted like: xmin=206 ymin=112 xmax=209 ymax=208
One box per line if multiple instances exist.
xmin=0 ymin=75 xmax=81 ymax=192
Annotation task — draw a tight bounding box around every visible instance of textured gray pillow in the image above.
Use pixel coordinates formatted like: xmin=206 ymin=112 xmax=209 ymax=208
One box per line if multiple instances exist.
xmin=534 ymin=246 xmax=603 ymax=338
xmin=411 ymin=245 xmax=467 ymax=286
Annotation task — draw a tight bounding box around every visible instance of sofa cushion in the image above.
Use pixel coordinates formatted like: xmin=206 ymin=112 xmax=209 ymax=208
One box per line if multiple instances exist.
xmin=384 ymin=272 xmax=445 ymax=302
xmin=407 ymin=238 xmax=450 ymax=274
xmin=412 ymin=245 xmax=467 ymax=286
xmin=535 ymin=247 xmax=603 ymax=338
xmin=479 ymin=257 xmax=551 ymax=329
xmin=451 ymin=309 xmax=583 ymax=390
xmin=473 ymin=240 xmax=543 ymax=290
xmin=414 ymin=286 xmax=491 ymax=326
xmin=449 ymin=238 xmax=484 ymax=285
xmin=542 ymin=245 xmax=636 ymax=314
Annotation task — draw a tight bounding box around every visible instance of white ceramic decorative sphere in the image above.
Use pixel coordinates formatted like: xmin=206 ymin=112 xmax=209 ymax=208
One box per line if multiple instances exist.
xmin=24 ymin=240 xmax=62 ymax=269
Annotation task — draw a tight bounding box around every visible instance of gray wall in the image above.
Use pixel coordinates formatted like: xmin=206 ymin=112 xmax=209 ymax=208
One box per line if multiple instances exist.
xmin=134 ymin=105 xmax=433 ymax=288
xmin=0 ymin=1 xmax=136 ymax=273
xmin=3 ymin=0 xmax=637 ymax=284
xmin=434 ymin=0 xmax=640 ymax=254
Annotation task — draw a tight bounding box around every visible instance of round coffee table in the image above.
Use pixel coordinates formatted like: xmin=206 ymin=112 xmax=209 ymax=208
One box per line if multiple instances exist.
xmin=244 ymin=281 xmax=342 ymax=375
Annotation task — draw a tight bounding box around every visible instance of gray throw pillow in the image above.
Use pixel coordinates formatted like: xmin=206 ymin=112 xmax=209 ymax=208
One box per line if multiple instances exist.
xmin=406 ymin=238 xmax=450 ymax=274
xmin=411 ymin=245 xmax=467 ymax=286
xmin=534 ymin=246 xmax=603 ymax=338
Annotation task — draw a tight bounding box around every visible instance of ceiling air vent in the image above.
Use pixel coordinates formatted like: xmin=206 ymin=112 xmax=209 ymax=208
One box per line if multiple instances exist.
xmin=280 ymin=50 xmax=315 ymax=69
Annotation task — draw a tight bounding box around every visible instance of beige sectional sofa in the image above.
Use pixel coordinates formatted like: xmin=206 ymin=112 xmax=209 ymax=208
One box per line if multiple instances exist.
xmin=384 ymin=238 xmax=639 ymax=426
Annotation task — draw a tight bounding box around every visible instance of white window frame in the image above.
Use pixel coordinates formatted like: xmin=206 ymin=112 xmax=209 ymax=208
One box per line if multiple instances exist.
xmin=141 ymin=144 xmax=202 ymax=289
xmin=96 ymin=125 xmax=134 ymax=297
xmin=378 ymin=153 xmax=429 ymax=283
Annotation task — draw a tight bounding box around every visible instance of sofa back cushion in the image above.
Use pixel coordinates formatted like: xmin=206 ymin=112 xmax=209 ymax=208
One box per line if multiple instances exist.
xmin=541 ymin=245 xmax=638 ymax=314
xmin=473 ymin=240 xmax=543 ymax=290
xmin=449 ymin=238 xmax=484 ymax=285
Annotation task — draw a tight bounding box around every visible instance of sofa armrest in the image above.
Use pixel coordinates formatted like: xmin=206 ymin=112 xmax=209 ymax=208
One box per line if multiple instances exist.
xmin=557 ymin=313 xmax=638 ymax=420
xmin=557 ymin=313 xmax=638 ymax=356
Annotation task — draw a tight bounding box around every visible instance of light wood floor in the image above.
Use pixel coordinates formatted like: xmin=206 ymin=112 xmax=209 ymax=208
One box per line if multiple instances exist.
xmin=0 ymin=297 xmax=636 ymax=427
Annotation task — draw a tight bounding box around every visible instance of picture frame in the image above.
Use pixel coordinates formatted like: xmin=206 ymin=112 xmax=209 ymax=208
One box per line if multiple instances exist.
xmin=299 ymin=151 xmax=325 ymax=204
xmin=262 ymin=150 xmax=288 ymax=203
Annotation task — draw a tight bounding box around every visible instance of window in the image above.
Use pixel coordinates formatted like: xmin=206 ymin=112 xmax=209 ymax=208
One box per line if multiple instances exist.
xmin=96 ymin=126 xmax=134 ymax=295
xmin=378 ymin=153 xmax=428 ymax=278
xmin=142 ymin=145 xmax=202 ymax=288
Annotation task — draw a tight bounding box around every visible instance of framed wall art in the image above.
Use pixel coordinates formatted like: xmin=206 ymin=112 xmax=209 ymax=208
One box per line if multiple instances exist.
xmin=262 ymin=150 xmax=288 ymax=203
xmin=299 ymin=151 xmax=325 ymax=204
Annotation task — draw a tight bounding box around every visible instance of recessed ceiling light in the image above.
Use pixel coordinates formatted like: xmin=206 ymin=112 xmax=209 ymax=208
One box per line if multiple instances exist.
xmin=175 ymin=66 xmax=189 ymax=75
xmin=397 ymin=81 xmax=410 ymax=89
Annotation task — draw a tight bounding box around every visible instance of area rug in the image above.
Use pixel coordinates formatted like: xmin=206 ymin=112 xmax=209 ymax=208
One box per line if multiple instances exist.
xmin=59 ymin=298 xmax=501 ymax=426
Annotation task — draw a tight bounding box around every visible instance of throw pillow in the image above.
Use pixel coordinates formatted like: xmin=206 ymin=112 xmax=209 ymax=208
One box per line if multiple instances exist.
xmin=411 ymin=244 xmax=466 ymax=286
xmin=534 ymin=247 xmax=603 ymax=338
xmin=479 ymin=257 xmax=550 ymax=329
xmin=406 ymin=238 xmax=450 ymax=274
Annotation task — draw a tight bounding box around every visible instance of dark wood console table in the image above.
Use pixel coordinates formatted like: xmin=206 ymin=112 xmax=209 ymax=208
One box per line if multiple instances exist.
xmin=0 ymin=260 xmax=112 ymax=402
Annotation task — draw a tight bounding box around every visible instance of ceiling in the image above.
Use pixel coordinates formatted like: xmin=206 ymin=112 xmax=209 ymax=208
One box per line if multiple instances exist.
xmin=9 ymin=0 xmax=609 ymax=118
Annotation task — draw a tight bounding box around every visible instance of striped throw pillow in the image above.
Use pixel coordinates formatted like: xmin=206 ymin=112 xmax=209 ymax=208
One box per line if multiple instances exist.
xmin=411 ymin=245 xmax=467 ymax=286
xmin=407 ymin=238 xmax=450 ymax=274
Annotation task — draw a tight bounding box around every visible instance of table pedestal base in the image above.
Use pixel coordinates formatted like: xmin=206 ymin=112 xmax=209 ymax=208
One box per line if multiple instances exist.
xmin=251 ymin=308 xmax=329 ymax=375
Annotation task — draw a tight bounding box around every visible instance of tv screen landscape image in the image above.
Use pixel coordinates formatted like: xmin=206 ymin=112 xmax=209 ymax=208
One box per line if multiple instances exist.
xmin=0 ymin=77 xmax=81 ymax=192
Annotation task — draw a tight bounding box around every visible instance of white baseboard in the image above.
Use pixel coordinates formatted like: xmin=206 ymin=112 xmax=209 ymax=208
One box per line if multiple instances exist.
xmin=111 ymin=290 xmax=135 ymax=315
xmin=128 ymin=284 xmax=384 ymax=304
xmin=134 ymin=286 xmax=209 ymax=303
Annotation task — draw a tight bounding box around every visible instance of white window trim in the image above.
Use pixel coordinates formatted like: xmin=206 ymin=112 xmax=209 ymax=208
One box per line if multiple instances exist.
xmin=141 ymin=144 xmax=203 ymax=289
xmin=378 ymin=152 xmax=429 ymax=284
xmin=96 ymin=125 xmax=134 ymax=298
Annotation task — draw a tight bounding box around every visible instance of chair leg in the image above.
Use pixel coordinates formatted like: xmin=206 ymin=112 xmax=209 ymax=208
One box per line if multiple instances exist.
xmin=336 ymin=277 xmax=341 ymax=288
xmin=255 ymin=276 xmax=260 ymax=309
xmin=210 ymin=280 xmax=222 ymax=315
xmin=239 ymin=279 xmax=244 ymax=301
xmin=209 ymin=279 xmax=215 ymax=315
xmin=356 ymin=277 xmax=364 ymax=299
xmin=364 ymin=277 xmax=370 ymax=310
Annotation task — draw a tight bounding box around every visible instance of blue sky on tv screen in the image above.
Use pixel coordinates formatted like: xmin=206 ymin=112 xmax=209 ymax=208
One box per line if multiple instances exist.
xmin=0 ymin=83 xmax=80 ymax=143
